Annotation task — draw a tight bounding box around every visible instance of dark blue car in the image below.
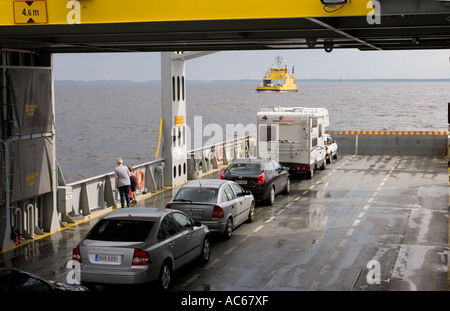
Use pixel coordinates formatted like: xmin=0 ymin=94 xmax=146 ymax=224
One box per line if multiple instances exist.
xmin=220 ymin=158 xmax=290 ymax=205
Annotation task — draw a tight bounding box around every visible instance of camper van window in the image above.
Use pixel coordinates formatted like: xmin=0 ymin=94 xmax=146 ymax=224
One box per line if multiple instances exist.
xmin=312 ymin=118 xmax=318 ymax=128
xmin=319 ymin=124 xmax=323 ymax=138
xmin=312 ymin=137 xmax=318 ymax=147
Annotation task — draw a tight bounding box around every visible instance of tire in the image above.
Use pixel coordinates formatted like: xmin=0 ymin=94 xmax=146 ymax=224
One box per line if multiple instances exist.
xmin=333 ymin=151 xmax=339 ymax=160
xmin=266 ymin=186 xmax=275 ymax=205
xmin=320 ymin=159 xmax=326 ymax=170
xmin=158 ymin=261 xmax=172 ymax=291
xmin=282 ymin=178 xmax=290 ymax=195
xmin=307 ymin=169 xmax=314 ymax=179
xmin=223 ymin=217 xmax=233 ymax=240
xmin=247 ymin=201 xmax=255 ymax=223
xmin=199 ymin=235 xmax=211 ymax=263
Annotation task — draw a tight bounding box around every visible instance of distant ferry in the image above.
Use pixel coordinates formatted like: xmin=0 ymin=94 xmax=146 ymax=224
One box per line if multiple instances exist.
xmin=256 ymin=56 xmax=298 ymax=92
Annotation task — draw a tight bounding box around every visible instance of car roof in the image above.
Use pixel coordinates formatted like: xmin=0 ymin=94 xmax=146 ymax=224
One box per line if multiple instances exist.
xmin=103 ymin=207 xmax=172 ymax=220
xmin=231 ymin=157 xmax=269 ymax=164
xmin=183 ymin=179 xmax=230 ymax=188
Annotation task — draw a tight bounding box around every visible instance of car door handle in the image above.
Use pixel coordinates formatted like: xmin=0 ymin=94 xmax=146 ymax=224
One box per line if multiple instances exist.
xmin=169 ymin=242 xmax=174 ymax=248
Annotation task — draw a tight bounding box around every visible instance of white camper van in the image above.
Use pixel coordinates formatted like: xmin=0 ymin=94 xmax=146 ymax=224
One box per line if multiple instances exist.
xmin=257 ymin=107 xmax=329 ymax=179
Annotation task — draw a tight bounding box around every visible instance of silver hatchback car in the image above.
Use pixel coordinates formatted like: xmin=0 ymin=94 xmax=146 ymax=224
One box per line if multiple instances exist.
xmin=166 ymin=179 xmax=255 ymax=239
xmin=73 ymin=207 xmax=211 ymax=290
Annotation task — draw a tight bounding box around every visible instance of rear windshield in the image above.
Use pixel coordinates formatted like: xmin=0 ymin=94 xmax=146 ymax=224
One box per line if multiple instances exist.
xmin=229 ymin=163 xmax=264 ymax=174
xmin=87 ymin=219 xmax=154 ymax=242
xmin=174 ymin=188 xmax=218 ymax=203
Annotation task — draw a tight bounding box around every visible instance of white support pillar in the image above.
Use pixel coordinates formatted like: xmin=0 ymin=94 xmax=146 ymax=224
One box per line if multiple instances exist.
xmin=159 ymin=51 xmax=218 ymax=187
xmin=160 ymin=52 xmax=188 ymax=187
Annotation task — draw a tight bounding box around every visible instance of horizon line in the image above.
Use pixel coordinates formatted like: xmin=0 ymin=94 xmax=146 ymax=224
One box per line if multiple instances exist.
xmin=55 ymin=78 xmax=450 ymax=83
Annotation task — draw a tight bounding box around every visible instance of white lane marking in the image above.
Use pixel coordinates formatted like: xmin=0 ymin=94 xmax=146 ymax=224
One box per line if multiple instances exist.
xmin=346 ymin=229 xmax=355 ymax=236
xmin=183 ymin=274 xmax=201 ymax=287
xmin=223 ymin=246 xmax=237 ymax=255
xmin=329 ymin=250 xmax=340 ymax=261
xmin=265 ymin=216 xmax=275 ymax=223
xmin=339 ymin=239 xmax=348 ymax=247
xmin=253 ymin=225 xmax=264 ymax=232
xmin=309 ymin=280 xmax=320 ymax=291
xmin=204 ymin=258 xmax=220 ymax=270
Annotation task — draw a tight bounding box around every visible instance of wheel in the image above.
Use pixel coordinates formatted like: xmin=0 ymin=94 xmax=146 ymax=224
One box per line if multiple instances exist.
xmin=247 ymin=201 xmax=255 ymax=223
xmin=282 ymin=178 xmax=290 ymax=195
xmin=320 ymin=159 xmax=326 ymax=170
xmin=158 ymin=261 xmax=172 ymax=291
xmin=266 ymin=186 xmax=275 ymax=205
xmin=333 ymin=151 xmax=339 ymax=160
xmin=223 ymin=217 xmax=233 ymax=240
xmin=307 ymin=169 xmax=314 ymax=179
xmin=199 ymin=236 xmax=211 ymax=263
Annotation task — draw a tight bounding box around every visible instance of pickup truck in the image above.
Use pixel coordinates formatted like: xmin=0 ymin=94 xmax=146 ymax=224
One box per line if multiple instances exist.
xmin=324 ymin=133 xmax=338 ymax=164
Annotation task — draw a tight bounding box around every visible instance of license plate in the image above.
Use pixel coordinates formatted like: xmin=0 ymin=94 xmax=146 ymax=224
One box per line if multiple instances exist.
xmin=187 ymin=210 xmax=202 ymax=218
xmin=237 ymin=180 xmax=247 ymax=185
xmin=95 ymin=254 xmax=119 ymax=263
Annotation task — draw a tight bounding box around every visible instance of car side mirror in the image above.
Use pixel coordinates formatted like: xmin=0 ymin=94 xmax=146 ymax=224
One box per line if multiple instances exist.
xmin=194 ymin=221 xmax=202 ymax=227
xmin=245 ymin=190 xmax=252 ymax=195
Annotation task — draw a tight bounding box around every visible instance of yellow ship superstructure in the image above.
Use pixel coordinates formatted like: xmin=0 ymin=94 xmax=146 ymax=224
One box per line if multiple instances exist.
xmin=256 ymin=56 xmax=298 ymax=92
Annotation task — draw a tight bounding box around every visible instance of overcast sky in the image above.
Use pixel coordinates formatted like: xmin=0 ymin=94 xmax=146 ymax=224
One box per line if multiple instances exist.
xmin=53 ymin=49 xmax=450 ymax=81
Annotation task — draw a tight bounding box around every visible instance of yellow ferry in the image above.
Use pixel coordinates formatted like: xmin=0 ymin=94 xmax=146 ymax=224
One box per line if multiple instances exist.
xmin=256 ymin=56 xmax=298 ymax=92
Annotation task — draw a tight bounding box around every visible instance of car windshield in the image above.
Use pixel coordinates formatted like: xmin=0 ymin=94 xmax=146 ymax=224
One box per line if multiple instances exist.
xmin=229 ymin=162 xmax=263 ymax=174
xmin=174 ymin=188 xmax=218 ymax=203
xmin=86 ymin=219 xmax=154 ymax=242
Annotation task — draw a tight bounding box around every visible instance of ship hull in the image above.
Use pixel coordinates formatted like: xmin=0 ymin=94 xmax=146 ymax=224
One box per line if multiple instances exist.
xmin=256 ymin=86 xmax=298 ymax=92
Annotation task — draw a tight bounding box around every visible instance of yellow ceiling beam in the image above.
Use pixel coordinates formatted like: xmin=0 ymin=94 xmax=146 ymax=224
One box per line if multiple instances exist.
xmin=1 ymin=0 xmax=373 ymax=26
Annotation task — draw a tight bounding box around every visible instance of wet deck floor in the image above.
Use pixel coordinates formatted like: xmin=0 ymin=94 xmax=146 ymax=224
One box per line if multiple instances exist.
xmin=1 ymin=154 xmax=448 ymax=291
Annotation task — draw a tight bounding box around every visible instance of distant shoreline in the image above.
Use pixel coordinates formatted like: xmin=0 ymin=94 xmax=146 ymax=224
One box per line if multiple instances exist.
xmin=55 ymin=78 xmax=450 ymax=84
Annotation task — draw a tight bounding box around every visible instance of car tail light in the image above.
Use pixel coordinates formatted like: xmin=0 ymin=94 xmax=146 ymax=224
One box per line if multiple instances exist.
xmin=212 ymin=205 xmax=224 ymax=218
xmin=326 ymin=145 xmax=328 ymax=151
xmin=72 ymin=245 xmax=82 ymax=263
xmin=219 ymin=172 xmax=225 ymax=179
xmin=132 ymin=248 xmax=150 ymax=265
xmin=257 ymin=172 xmax=265 ymax=185
xmin=298 ymin=166 xmax=311 ymax=171
xmin=165 ymin=204 xmax=170 ymax=209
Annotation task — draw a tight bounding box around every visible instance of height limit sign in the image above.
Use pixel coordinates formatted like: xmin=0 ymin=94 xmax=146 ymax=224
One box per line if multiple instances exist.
xmin=13 ymin=0 xmax=48 ymax=24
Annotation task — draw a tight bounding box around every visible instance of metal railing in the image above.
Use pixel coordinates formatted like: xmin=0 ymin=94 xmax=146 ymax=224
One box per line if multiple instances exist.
xmin=57 ymin=136 xmax=256 ymax=223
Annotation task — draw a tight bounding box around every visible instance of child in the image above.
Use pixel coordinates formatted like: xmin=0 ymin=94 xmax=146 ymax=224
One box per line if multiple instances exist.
xmin=128 ymin=165 xmax=138 ymax=204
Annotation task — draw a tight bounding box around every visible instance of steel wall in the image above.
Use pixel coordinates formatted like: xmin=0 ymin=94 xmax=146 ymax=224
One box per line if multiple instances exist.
xmin=327 ymin=131 xmax=448 ymax=157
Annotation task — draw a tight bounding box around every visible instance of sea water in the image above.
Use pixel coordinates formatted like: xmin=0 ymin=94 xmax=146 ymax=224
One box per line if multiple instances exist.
xmin=54 ymin=80 xmax=449 ymax=183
